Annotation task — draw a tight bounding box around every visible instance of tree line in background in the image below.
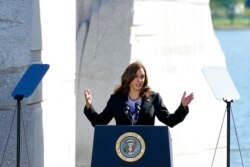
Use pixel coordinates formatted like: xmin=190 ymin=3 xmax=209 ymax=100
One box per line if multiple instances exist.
xmin=210 ymin=0 xmax=250 ymax=28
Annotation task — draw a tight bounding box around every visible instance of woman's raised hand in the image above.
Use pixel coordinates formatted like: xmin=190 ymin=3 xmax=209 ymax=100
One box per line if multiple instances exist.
xmin=84 ymin=89 xmax=92 ymax=109
xmin=181 ymin=91 xmax=194 ymax=107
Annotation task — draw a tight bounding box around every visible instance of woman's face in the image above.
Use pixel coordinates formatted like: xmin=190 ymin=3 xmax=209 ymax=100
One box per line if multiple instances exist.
xmin=129 ymin=67 xmax=145 ymax=92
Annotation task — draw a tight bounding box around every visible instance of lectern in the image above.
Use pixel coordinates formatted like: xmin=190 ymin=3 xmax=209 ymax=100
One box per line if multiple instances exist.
xmin=91 ymin=125 xmax=173 ymax=167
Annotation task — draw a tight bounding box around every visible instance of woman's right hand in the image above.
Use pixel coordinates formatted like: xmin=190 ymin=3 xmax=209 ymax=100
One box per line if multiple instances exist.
xmin=84 ymin=89 xmax=92 ymax=109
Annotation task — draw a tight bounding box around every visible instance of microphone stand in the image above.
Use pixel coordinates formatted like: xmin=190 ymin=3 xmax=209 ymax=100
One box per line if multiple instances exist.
xmin=125 ymin=111 xmax=134 ymax=126
xmin=125 ymin=103 xmax=141 ymax=126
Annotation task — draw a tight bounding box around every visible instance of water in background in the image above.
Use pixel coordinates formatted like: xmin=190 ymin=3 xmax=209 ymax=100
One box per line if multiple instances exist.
xmin=215 ymin=29 xmax=250 ymax=167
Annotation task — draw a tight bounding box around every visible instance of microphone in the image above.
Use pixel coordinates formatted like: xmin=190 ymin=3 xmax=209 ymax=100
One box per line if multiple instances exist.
xmin=133 ymin=102 xmax=141 ymax=124
xmin=135 ymin=102 xmax=141 ymax=114
xmin=124 ymin=102 xmax=132 ymax=121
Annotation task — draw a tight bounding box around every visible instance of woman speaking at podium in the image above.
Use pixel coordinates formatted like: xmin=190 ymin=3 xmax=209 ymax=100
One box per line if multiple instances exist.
xmin=83 ymin=61 xmax=194 ymax=127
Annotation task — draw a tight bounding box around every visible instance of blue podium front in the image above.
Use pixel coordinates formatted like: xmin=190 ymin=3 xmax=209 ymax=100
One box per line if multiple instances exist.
xmin=91 ymin=125 xmax=172 ymax=167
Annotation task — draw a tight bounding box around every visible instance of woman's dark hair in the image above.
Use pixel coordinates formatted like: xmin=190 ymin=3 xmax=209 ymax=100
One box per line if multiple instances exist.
xmin=114 ymin=61 xmax=152 ymax=97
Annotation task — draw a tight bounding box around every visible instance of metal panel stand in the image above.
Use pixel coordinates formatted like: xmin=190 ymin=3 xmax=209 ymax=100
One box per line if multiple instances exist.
xmin=11 ymin=64 xmax=49 ymax=167
xmin=202 ymin=66 xmax=240 ymax=167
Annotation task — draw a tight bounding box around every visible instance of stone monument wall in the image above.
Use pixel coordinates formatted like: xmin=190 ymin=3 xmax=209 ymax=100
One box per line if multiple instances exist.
xmin=0 ymin=0 xmax=43 ymax=166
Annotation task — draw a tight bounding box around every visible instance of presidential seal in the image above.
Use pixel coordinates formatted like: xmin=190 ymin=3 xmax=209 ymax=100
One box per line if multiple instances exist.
xmin=115 ymin=132 xmax=145 ymax=162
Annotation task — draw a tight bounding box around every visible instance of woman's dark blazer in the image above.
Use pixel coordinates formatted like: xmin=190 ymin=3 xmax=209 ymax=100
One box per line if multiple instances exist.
xmin=84 ymin=92 xmax=189 ymax=127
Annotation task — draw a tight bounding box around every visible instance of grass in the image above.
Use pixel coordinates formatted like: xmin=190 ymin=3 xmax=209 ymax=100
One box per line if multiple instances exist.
xmin=212 ymin=17 xmax=250 ymax=29
xmin=211 ymin=7 xmax=250 ymax=29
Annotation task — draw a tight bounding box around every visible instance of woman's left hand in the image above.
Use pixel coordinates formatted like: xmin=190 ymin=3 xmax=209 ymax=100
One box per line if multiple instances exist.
xmin=181 ymin=91 xmax=194 ymax=107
